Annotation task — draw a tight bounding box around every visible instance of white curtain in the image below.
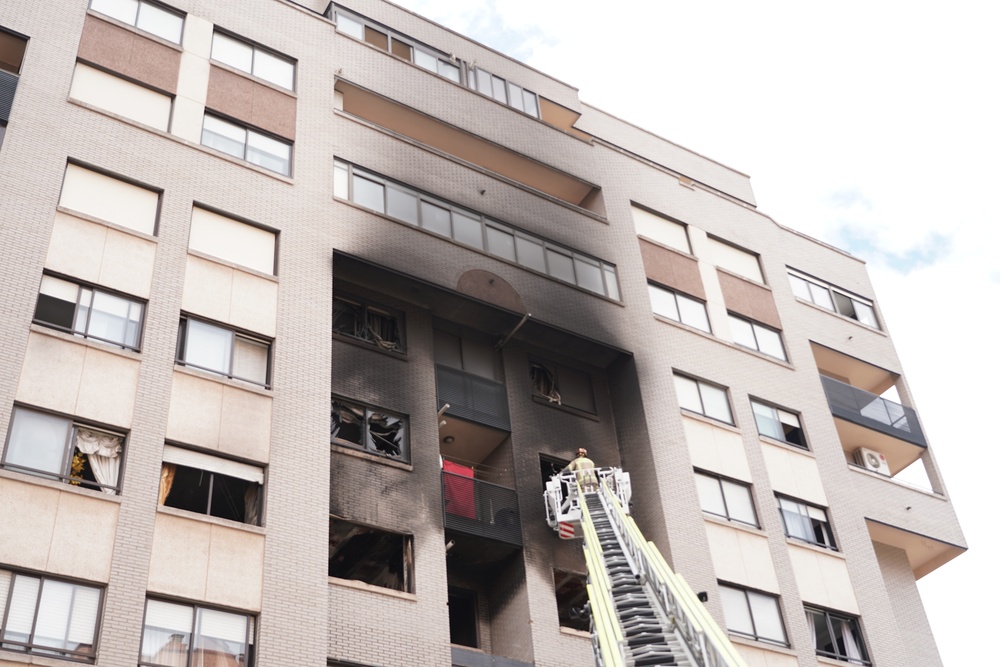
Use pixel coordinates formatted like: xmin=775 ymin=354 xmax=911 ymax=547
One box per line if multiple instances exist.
xmin=75 ymin=428 xmax=122 ymax=494
xmin=838 ymin=618 xmax=863 ymax=661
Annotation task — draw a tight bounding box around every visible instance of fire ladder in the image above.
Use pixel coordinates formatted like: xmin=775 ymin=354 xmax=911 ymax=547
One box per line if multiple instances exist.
xmin=544 ymin=468 xmax=748 ymax=667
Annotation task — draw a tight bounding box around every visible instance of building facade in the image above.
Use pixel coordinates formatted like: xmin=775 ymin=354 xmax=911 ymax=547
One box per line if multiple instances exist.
xmin=0 ymin=1 xmax=965 ymax=666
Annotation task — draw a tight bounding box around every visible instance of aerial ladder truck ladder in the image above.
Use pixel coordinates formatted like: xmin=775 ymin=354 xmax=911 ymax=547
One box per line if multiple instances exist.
xmin=544 ymin=468 xmax=749 ymax=667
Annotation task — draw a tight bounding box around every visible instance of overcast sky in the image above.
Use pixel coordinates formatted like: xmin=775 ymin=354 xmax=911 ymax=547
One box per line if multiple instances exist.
xmin=390 ymin=1 xmax=998 ymax=663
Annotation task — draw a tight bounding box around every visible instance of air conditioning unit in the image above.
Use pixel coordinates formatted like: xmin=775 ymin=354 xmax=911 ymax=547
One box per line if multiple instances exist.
xmin=854 ymin=447 xmax=889 ymax=475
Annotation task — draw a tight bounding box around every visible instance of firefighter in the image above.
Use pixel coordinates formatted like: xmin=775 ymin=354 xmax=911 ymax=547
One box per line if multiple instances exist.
xmin=566 ymin=448 xmax=598 ymax=493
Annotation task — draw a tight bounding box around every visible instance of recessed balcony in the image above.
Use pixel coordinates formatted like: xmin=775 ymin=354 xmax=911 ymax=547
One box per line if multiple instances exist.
xmin=437 ymin=364 xmax=511 ymax=432
xmin=442 ymin=470 xmax=522 ymax=547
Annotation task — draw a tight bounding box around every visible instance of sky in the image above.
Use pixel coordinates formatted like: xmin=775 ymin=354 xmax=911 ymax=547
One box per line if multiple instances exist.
xmin=390 ymin=1 xmax=998 ymax=663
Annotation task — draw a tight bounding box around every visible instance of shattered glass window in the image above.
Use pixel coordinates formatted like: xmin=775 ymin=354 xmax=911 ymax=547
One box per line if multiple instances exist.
xmin=332 ymin=398 xmax=408 ymax=462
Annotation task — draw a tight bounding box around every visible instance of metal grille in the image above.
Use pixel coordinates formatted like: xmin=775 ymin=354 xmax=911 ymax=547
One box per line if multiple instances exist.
xmin=451 ymin=646 xmax=533 ymax=667
xmin=821 ymin=375 xmax=927 ymax=447
xmin=0 ymin=71 xmax=18 ymax=121
xmin=442 ymin=471 xmax=522 ymax=546
xmin=436 ymin=364 xmax=511 ymax=431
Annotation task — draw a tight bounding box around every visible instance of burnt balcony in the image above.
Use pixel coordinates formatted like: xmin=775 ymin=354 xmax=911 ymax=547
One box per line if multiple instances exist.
xmin=820 ymin=375 xmax=927 ymax=448
xmin=437 ymin=364 xmax=511 ymax=432
xmin=442 ymin=471 xmax=522 ymax=547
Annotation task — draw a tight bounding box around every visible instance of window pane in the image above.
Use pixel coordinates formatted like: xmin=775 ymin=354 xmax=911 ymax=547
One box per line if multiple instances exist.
xmin=809 ymin=608 xmax=834 ymax=656
xmin=420 ymin=200 xmax=451 ymax=236
xmin=701 ymin=383 xmax=732 ymax=423
xmin=414 ymin=48 xmax=437 ymax=71
xmin=486 ymin=225 xmax=516 ymax=261
xmin=34 ymin=579 xmax=75 ymax=651
xmin=195 ymin=608 xmax=248 ymax=665
xmin=233 ymin=336 xmax=268 ymax=385
xmin=721 ymin=480 xmax=756 ymax=525
xmin=353 ymin=175 xmax=385 ymax=213
xmin=334 ymin=161 xmax=349 ymax=199
xmin=729 ymin=316 xmax=757 ymax=349
xmin=35 ymin=276 xmax=79 ymax=330
xmin=546 ymin=248 xmax=575 ymax=283
xmin=336 ymin=13 xmax=364 ymax=39
xmin=673 ymin=375 xmax=702 ymax=413
xmin=719 ymin=586 xmax=753 ymax=636
xmin=574 ymin=256 xmax=604 ymax=294
xmin=809 ymin=283 xmax=835 ymax=310
xmin=386 ymin=187 xmax=419 ymax=225
xmin=88 ymin=291 xmax=134 ymax=346
xmin=246 ymin=131 xmax=290 ymax=175
xmin=136 ymin=2 xmax=183 ymax=43
xmin=65 ymin=585 xmax=100 ymax=648
xmin=390 ymin=39 xmax=412 ymax=61
xmin=142 ymin=600 xmax=193 ymax=665
xmin=4 ymin=575 xmax=40 ymax=642
xmin=491 ymin=76 xmax=508 ymax=103
xmin=649 ymin=284 xmax=679 ymax=320
xmin=604 ymin=267 xmax=620 ymax=301
xmin=363 ymin=26 xmax=389 ymax=51
xmin=752 ymin=401 xmax=783 ymax=440
xmin=515 ymin=236 xmax=546 ymax=272
xmin=755 ymin=326 xmax=786 ymax=360
xmin=453 ymin=211 xmax=484 ymax=249
xmin=509 ymin=83 xmax=524 ymax=112
xmin=788 ymin=274 xmax=812 ymax=301
xmin=854 ymin=300 xmax=877 ymax=327
xmin=747 ymin=592 xmax=785 ymax=644
xmin=677 ymin=294 xmax=710 ymax=332
xmin=202 ymin=116 xmax=246 ymax=159
xmin=90 ymin=0 xmax=139 ymax=25
xmin=366 ymin=411 xmax=406 ymax=458
xmin=6 ymin=409 xmax=70 ymax=476
xmin=212 ymin=33 xmax=254 ymax=73
xmin=476 ymin=69 xmax=493 ymax=95
xmin=523 ymin=92 xmax=539 ymax=118
xmin=331 ymin=400 xmax=365 ymax=446
xmin=558 ymin=365 xmax=595 ymax=413
xmin=694 ymin=474 xmax=726 ymax=516
xmin=439 ymin=61 xmax=460 ymax=82
xmin=253 ymin=50 xmax=294 ymax=89
xmin=184 ymin=320 xmax=233 ymax=375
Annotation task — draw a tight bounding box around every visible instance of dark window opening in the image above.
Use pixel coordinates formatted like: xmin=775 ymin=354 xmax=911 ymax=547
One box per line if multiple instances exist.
xmin=530 ymin=360 xmax=596 ymax=413
xmin=331 ymin=398 xmax=408 ymax=461
xmin=553 ymin=570 xmax=589 ymax=632
xmin=448 ymin=587 xmax=479 ymax=647
xmin=159 ymin=462 xmax=262 ymax=525
xmin=333 ymin=296 xmax=403 ymax=351
xmin=328 ymin=518 xmax=413 ymax=592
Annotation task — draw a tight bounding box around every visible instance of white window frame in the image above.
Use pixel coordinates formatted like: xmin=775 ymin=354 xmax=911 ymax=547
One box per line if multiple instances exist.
xmin=728 ymin=313 xmax=787 ymax=361
xmin=470 ymin=67 xmax=540 ymax=118
xmin=647 ymin=282 xmax=710 ymax=333
xmin=719 ymin=583 xmax=788 ymax=647
xmin=674 ymin=374 xmax=733 ymax=424
xmin=750 ymin=399 xmax=806 ymax=449
xmin=201 ymin=114 xmax=291 ymax=176
xmin=777 ymin=496 xmax=837 ymax=550
xmin=88 ymin=0 xmax=185 ymax=44
xmin=176 ymin=316 xmax=272 ymax=388
xmin=34 ymin=274 xmax=145 ymax=350
xmin=787 ymin=269 xmax=880 ymax=329
xmin=806 ymin=606 xmax=870 ymax=665
xmin=211 ymin=31 xmax=295 ymax=90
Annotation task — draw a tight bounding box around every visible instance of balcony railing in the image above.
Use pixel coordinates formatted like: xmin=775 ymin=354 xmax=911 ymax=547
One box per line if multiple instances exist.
xmin=442 ymin=471 xmax=522 ymax=546
xmin=436 ymin=364 xmax=511 ymax=431
xmin=820 ymin=375 xmax=927 ymax=448
xmin=451 ymin=646 xmax=532 ymax=667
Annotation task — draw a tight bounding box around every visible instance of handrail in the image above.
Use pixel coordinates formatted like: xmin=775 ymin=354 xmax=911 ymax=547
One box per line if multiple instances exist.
xmin=599 ymin=480 xmax=748 ymax=667
xmin=578 ymin=480 xmax=626 ymax=667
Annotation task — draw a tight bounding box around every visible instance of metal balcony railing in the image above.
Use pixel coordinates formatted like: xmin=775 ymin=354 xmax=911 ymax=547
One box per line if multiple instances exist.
xmin=436 ymin=364 xmax=511 ymax=431
xmin=442 ymin=471 xmax=522 ymax=546
xmin=820 ymin=375 xmax=927 ymax=448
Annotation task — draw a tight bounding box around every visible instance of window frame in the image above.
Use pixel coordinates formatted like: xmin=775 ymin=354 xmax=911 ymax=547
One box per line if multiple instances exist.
xmin=33 ymin=272 xmax=146 ymax=351
xmin=0 ymin=568 xmax=105 ymax=662
xmin=200 ymin=114 xmax=292 ymax=176
xmin=469 ymin=67 xmax=540 ymax=118
xmin=138 ymin=597 xmax=255 ymax=667
xmin=333 ymin=294 xmax=405 ymax=353
xmin=159 ymin=445 xmax=264 ymax=526
xmin=805 ymin=606 xmax=870 ymax=666
xmin=88 ymin=0 xmax=185 ymax=44
xmin=750 ymin=399 xmax=807 ymax=449
xmin=718 ymin=583 xmax=788 ymax=647
xmin=327 ymin=516 xmax=414 ymax=593
xmin=647 ymin=282 xmax=711 ymax=333
xmin=176 ymin=315 xmax=273 ymax=388
xmin=787 ymin=269 xmax=880 ymax=329
xmin=331 ymin=396 xmax=410 ymax=463
xmin=693 ymin=470 xmax=758 ymax=527
xmin=2 ymin=405 xmax=127 ymax=494
xmin=529 ymin=359 xmax=597 ymax=415
xmin=728 ymin=313 xmax=787 ymax=361
xmin=777 ymin=495 xmax=837 ymax=551
xmin=673 ymin=373 xmax=734 ymax=425
xmin=334 ymin=160 xmax=621 ymax=300
xmin=210 ymin=30 xmax=296 ymax=91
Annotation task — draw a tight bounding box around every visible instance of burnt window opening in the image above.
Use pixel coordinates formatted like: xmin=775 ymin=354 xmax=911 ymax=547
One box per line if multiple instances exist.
xmin=553 ymin=569 xmax=589 ymax=632
xmin=333 ymin=296 xmax=403 ymax=352
xmin=530 ymin=360 xmax=596 ymax=414
xmin=328 ymin=518 xmax=413 ymax=593
xmin=158 ymin=446 xmax=263 ymax=525
xmin=447 ymin=587 xmax=479 ymax=648
xmin=331 ymin=397 xmax=408 ymax=462
xmin=530 ymin=361 xmax=560 ymax=404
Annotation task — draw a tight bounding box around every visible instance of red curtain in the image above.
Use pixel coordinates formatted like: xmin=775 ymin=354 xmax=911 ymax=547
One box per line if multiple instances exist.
xmin=443 ymin=460 xmax=476 ymax=518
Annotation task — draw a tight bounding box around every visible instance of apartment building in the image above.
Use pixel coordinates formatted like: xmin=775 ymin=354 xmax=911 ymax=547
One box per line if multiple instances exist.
xmin=0 ymin=1 xmax=966 ymax=666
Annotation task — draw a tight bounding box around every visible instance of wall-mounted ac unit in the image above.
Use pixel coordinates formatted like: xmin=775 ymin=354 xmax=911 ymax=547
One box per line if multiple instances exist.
xmin=854 ymin=447 xmax=889 ymax=475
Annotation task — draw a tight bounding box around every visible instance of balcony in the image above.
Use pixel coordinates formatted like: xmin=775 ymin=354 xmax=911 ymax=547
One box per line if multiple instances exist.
xmin=451 ymin=646 xmax=532 ymax=667
xmin=437 ymin=364 xmax=511 ymax=432
xmin=442 ymin=471 xmax=522 ymax=547
xmin=821 ymin=375 xmax=927 ymax=448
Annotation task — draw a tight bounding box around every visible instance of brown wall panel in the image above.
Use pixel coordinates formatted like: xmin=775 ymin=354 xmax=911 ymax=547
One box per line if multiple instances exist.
xmin=639 ymin=238 xmax=705 ymax=298
xmin=207 ymin=65 xmax=296 ymax=140
xmin=77 ymin=15 xmax=179 ymax=93
xmin=717 ymin=269 xmax=781 ymax=328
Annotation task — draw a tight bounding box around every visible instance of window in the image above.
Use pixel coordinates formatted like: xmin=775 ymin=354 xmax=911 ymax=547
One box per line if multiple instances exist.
xmin=553 ymin=570 xmax=589 ymax=631
xmin=788 ymin=270 xmax=879 ymax=329
xmin=158 ymin=445 xmax=263 ymax=525
xmin=89 ymin=0 xmax=184 ymax=44
xmin=201 ymin=115 xmax=291 ymax=176
xmin=434 ymin=329 xmax=498 ymax=380
xmin=140 ymin=599 xmax=254 ymax=667
xmin=334 ymin=161 xmax=621 ymax=300
xmin=719 ymin=584 xmax=787 ymax=646
xmin=333 ymin=296 xmax=404 ymax=352
xmin=0 ymin=28 xmax=28 ymax=76
xmin=331 ymin=7 xmax=460 ymax=82
xmin=176 ymin=317 xmax=271 ymax=387
xmin=631 ymin=206 xmax=691 ymax=254
xmin=694 ymin=472 xmax=757 ymax=527
xmin=0 ymin=569 xmax=102 ymax=661
xmin=751 ymin=400 xmax=806 ymax=448
xmin=471 ymin=68 xmax=539 ymax=117
xmin=69 ymin=62 xmax=172 ymax=131
xmin=777 ymin=496 xmax=837 ymax=550
xmin=806 ymin=607 xmax=870 ymax=665
xmin=331 ymin=398 xmax=408 ymax=462
xmin=729 ymin=314 xmax=786 ymax=361
xmin=708 ymin=237 xmax=763 ymax=283
xmin=648 ymin=283 xmax=710 ymax=332
xmin=328 ymin=517 xmax=413 ymax=592
xmin=673 ymin=374 xmax=733 ymax=424
xmin=189 ymin=207 xmax=277 ymax=275
xmin=59 ymin=163 xmax=160 ymax=235
xmin=34 ymin=274 xmax=144 ymax=350
xmin=447 ymin=587 xmax=478 ymax=647
xmin=530 ymin=360 xmax=596 ymax=414
xmin=211 ymin=31 xmax=295 ymax=90
xmin=2 ymin=406 xmax=125 ymax=494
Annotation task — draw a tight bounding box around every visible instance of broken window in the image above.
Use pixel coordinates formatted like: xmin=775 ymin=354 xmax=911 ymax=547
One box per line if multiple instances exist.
xmin=158 ymin=445 xmax=263 ymax=525
xmin=530 ymin=360 xmax=596 ymax=414
xmin=333 ymin=295 xmax=404 ymax=352
xmin=447 ymin=587 xmax=479 ymax=648
xmin=328 ymin=517 xmax=413 ymax=593
xmin=553 ymin=569 xmax=589 ymax=632
xmin=331 ymin=397 xmax=408 ymax=462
